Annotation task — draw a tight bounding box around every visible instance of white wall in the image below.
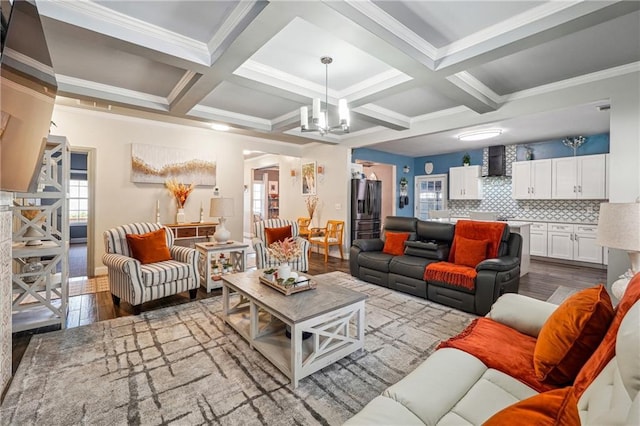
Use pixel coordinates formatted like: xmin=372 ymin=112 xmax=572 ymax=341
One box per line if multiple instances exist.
xmin=51 ymin=106 xmax=296 ymax=275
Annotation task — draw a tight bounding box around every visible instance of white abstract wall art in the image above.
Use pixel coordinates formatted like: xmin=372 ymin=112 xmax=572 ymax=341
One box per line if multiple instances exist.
xmin=131 ymin=143 xmax=216 ymax=185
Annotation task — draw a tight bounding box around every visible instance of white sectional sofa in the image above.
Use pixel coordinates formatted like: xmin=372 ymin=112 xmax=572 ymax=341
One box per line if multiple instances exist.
xmin=345 ymin=293 xmax=640 ymax=425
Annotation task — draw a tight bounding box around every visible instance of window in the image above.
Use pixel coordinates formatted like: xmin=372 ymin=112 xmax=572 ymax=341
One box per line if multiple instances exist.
xmin=69 ymin=179 xmax=88 ymax=223
xmin=252 ymin=181 xmax=265 ymax=221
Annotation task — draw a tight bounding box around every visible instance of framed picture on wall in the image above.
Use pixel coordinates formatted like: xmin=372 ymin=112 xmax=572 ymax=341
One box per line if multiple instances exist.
xmin=268 ymin=181 xmax=278 ymax=195
xmin=301 ymin=161 xmax=316 ymax=195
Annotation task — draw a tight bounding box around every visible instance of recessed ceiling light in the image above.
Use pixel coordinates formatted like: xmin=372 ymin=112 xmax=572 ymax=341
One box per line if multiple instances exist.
xmin=458 ymin=129 xmax=502 ymax=141
xmin=211 ymin=123 xmax=230 ymax=131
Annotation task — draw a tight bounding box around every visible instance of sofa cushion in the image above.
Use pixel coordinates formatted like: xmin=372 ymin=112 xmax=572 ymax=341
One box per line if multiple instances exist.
xmin=357 ymin=251 xmax=395 ymax=272
xmin=264 ymin=225 xmax=292 ymax=245
xmin=534 ymin=285 xmax=614 ymax=385
xmin=488 ymin=293 xmax=558 ymax=338
xmin=573 ymin=273 xmax=640 ymax=397
xmin=389 ymin=255 xmax=433 ymax=280
xmin=140 ymin=260 xmax=192 ymax=287
xmin=439 ymin=317 xmax=558 ymax=393
xmin=616 ymin=300 xmax=640 ymax=401
xmin=126 ymin=228 xmax=172 ymax=264
xmin=483 ymin=387 xmax=580 ymax=426
xmin=416 ymin=220 xmax=455 ymax=242
xmin=343 ymin=396 xmax=424 ymax=426
xmin=404 ymin=240 xmax=449 ymax=260
xmin=382 ymin=231 xmax=410 ymax=256
xmin=454 ymin=236 xmax=490 ymax=267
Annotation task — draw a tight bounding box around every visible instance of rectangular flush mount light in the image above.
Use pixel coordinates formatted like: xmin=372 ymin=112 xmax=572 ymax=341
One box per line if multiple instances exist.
xmin=458 ymin=129 xmax=502 ymax=141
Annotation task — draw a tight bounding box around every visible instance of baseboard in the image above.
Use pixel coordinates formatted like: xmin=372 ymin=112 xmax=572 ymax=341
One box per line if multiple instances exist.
xmin=531 ymin=256 xmax=606 ymax=270
xmin=94 ymin=266 xmax=108 ymax=276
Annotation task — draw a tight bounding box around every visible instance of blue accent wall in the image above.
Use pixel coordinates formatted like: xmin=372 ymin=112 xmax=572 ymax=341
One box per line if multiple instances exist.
xmin=353 ymin=133 xmax=609 ymax=220
xmin=352 ymin=148 xmax=415 ymax=217
xmin=514 ymin=133 xmax=609 ymax=160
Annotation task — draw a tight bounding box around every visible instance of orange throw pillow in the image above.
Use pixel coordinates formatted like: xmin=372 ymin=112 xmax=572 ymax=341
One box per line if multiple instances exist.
xmin=382 ymin=232 xmax=410 ymax=256
xmin=126 ymin=228 xmax=172 ymax=264
xmin=265 ymin=225 xmax=292 ymax=245
xmin=483 ymin=387 xmax=580 ymax=426
xmin=534 ymin=285 xmax=614 ymax=385
xmin=454 ymin=236 xmax=489 ymax=267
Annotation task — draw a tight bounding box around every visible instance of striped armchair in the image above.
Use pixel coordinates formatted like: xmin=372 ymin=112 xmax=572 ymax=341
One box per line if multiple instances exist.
xmin=252 ymin=219 xmax=309 ymax=272
xmin=102 ymin=222 xmax=200 ymax=313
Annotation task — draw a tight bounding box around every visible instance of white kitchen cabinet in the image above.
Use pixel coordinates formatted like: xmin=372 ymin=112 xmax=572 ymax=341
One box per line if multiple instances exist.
xmin=547 ymin=223 xmax=602 ymax=264
xmin=512 ymin=159 xmax=552 ymax=199
xmin=529 ymin=222 xmax=548 ymax=256
xmin=449 ymin=165 xmax=482 ymax=200
xmin=551 ymin=154 xmax=607 ymax=199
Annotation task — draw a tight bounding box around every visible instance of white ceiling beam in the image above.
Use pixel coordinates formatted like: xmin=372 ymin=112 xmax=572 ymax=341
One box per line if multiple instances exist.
xmin=435 ymin=1 xmax=640 ymax=74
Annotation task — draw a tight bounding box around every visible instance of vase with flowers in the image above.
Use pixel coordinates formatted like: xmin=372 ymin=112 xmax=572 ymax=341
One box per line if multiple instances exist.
xmin=165 ymin=178 xmax=195 ymax=223
xmin=268 ymin=237 xmax=301 ymax=280
xmin=305 ymin=195 xmax=319 ymax=227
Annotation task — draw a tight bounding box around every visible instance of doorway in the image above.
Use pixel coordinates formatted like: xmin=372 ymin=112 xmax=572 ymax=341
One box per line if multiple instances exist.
xmin=68 ymin=147 xmax=96 ymax=277
xmin=414 ymin=174 xmax=448 ymax=220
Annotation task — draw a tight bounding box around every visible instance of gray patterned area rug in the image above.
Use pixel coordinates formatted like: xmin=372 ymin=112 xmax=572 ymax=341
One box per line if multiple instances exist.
xmin=1 ymin=271 xmax=475 ymax=425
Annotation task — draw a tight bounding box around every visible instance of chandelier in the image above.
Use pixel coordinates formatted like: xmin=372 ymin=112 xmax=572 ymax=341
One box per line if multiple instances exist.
xmin=300 ymin=57 xmax=350 ymax=135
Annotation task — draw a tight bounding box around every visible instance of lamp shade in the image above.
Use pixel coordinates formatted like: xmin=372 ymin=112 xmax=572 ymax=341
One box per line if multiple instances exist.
xmin=596 ymin=202 xmax=640 ymax=251
xmin=209 ymin=198 xmax=234 ymax=218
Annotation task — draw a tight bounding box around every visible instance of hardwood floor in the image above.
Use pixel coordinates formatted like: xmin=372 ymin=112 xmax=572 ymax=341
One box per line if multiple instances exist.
xmin=10 ymin=253 xmax=605 ymax=378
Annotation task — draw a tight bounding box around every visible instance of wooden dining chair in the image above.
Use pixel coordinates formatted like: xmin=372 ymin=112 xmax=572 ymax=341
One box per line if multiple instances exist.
xmin=297 ymin=217 xmax=311 ymax=239
xmin=308 ymin=220 xmax=345 ymax=262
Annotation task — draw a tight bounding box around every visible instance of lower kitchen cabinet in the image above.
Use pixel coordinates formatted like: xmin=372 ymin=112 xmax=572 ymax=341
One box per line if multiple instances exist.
xmin=546 ymin=223 xmax=602 ymax=264
xmin=529 ymin=222 xmax=548 ymax=257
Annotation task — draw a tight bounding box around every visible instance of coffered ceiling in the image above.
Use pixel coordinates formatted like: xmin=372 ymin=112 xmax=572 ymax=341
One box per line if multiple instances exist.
xmin=35 ymin=0 xmax=640 ymax=156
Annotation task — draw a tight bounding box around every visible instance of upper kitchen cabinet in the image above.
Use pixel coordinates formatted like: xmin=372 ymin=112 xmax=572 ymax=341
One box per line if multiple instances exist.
xmin=551 ymin=154 xmax=607 ymax=199
xmin=512 ymin=159 xmax=552 ymax=199
xmin=449 ymin=165 xmax=483 ymax=200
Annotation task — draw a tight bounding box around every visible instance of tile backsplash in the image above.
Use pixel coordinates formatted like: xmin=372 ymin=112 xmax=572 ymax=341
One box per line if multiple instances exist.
xmin=449 ymin=176 xmax=602 ymax=223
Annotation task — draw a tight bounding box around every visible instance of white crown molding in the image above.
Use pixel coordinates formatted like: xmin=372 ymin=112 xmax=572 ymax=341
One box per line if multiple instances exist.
xmin=237 ymin=60 xmax=410 ymax=104
xmin=189 ymin=105 xmax=271 ymax=130
xmin=437 ymin=1 xmax=581 ymax=59
xmin=502 ymin=62 xmax=640 ymax=102
xmin=344 ymin=0 xmax=438 ymax=62
xmin=353 ymin=104 xmax=410 ymax=129
xmin=37 ymin=0 xmax=210 ymax=65
xmin=167 ymin=71 xmax=198 ymax=105
xmin=2 ymin=48 xmax=55 ymax=76
xmin=56 ymin=75 xmax=168 ymax=107
xmin=207 ymin=1 xmax=262 ymax=60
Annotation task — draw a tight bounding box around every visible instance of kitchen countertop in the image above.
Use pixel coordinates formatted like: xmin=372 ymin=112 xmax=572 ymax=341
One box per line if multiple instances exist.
xmin=511 ymin=218 xmax=598 ymax=225
xmin=428 ymin=218 xmax=531 ymax=227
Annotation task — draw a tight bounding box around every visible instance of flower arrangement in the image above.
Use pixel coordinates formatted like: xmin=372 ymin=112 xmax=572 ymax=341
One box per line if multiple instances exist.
xmin=21 ymin=205 xmax=43 ymax=222
xmin=305 ymin=195 xmax=319 ymax=220
xmin=165 ymin=178 xmax=195 ymax=208
xmin=268 ymin=237 xmax=301 ymax=263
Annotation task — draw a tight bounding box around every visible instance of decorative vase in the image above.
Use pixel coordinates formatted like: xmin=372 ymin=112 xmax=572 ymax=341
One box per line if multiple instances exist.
xmin=24 ymin=224 xmax=43 ymax=246
xmin=22 ymin=258 xmax=43 ymax=283
xmin=176 ymin=208 xmax=185 ymax=224
xmin=277 ymin=262 xmax=291 ymax=280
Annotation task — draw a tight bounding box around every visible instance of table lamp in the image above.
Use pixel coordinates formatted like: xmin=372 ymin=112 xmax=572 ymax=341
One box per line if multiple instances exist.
xmin=210 ymin=198 xmax=234 ymax=243
xmin=597 ymin=201 xmax=640 ymax=297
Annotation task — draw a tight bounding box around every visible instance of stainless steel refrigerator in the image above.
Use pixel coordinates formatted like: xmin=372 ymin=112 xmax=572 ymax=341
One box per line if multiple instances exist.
xmin=351 ymin=179 xmax=382 ymax=241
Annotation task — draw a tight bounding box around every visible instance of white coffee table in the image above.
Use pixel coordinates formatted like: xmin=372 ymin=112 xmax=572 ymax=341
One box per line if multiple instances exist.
xmin=221 ymin=270 xmax=367 ymax=388
xmin=195 ymin=241 xmax=249 ymax=292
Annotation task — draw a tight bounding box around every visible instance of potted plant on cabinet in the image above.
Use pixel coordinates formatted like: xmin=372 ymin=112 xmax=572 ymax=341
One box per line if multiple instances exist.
xmin=462 ymin=153 xmax=471 ymax=166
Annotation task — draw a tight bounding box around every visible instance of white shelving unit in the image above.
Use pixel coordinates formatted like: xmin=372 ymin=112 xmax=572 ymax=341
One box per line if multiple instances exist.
xmin=11 ymin=136 xmax=69 ymax=332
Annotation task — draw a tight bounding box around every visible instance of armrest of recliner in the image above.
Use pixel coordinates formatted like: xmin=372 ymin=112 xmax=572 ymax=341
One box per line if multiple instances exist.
xmin=170 ymin=245 xmax=197 ymax=264
xmin=295 ymin=236 xmax=310 ymax=252
xmin=102 ymin=253 xmax=141 ymax=275
xmin=476 ymin=256 xmax=519 ymax=272
xmin=352 ymin=238 xmax=384 ymax=252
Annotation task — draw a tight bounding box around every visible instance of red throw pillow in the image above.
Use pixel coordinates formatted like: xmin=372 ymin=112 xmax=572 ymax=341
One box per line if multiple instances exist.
xmin=265 ymin=225 xmax=292 ymax=245
xmin=454 ymin=236 xmax=489 ymax=267
xmin=126 ymin=228 xmax=172 ymax=264
xmin=382 ymin=232 xmax=410 ymax=256
xmin=483 ymin=387 xmax=580 ymax=426
xmin=534 ymin=284 xmax=614 ymax=385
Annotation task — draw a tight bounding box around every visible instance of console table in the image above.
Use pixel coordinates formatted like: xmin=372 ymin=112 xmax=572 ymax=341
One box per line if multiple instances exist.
xmin=164 ymin=222 xmax=217 ymax=248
